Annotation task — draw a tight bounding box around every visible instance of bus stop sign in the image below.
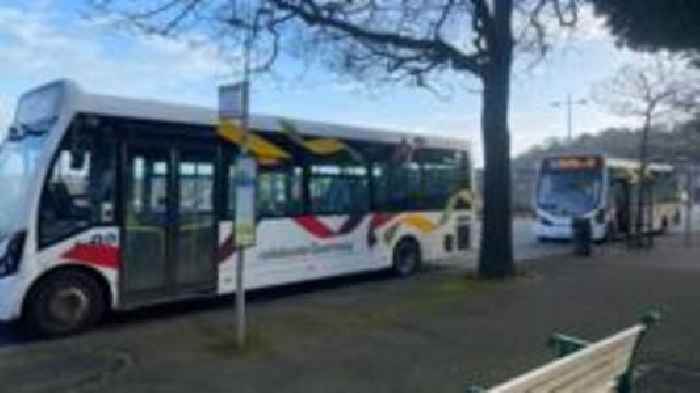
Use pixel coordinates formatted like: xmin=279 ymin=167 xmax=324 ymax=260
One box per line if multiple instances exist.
xmin=234 ymin=153 xmax=257 ymax=247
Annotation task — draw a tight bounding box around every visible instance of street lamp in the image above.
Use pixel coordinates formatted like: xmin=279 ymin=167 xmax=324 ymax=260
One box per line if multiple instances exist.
xmin=551 ymin=94 xmax=588 ymax=143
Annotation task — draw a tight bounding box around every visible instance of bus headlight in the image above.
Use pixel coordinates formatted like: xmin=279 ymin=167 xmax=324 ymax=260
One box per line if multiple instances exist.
xmin=595 ymin=209 xmax=606 ymax=224
xmin=0 ymin=231 xmax=27 ymax=278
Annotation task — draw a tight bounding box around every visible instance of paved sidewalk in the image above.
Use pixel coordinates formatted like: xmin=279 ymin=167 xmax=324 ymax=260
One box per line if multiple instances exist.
xmin=2 ymin=235 xmax=700 ymax=392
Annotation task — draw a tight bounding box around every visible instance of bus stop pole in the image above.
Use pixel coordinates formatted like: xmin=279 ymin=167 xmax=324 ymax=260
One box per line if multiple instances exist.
xmin=237 ymin=11 xmax=252 ymax=348
xmin=236 ymin=246 xmax=246 ymax=347
xmin=233 ymin=149 xmax=255 ymax=349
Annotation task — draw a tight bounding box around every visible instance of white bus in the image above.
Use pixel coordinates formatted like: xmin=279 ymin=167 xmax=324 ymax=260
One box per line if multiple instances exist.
xmin=533 ymin=154 xmax=681 ymax=242
xmin=0 ymin=80 xmax=473 ymax=336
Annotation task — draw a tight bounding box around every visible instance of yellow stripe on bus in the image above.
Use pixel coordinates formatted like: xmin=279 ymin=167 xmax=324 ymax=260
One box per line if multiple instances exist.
xmin=399 ymin=214 xmax=439 ymax=234
xmin=217 ymin=119 xmax=291 ymax=160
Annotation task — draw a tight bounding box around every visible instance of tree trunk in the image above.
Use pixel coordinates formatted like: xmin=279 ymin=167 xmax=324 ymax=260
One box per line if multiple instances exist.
xmin=635 ymin=114 xmax=651 ymax=247
xmin=478 ymin=0 xmax=515 ymax=279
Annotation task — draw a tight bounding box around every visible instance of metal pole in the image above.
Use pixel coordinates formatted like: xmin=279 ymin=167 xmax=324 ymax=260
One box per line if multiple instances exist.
xmin=236 ymin=247 xmax=246 ymax=347
xmin=236 ymin=2 xmax=253 ymax=349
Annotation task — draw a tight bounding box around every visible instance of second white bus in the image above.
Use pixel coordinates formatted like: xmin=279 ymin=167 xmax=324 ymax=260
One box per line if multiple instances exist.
xmin=533 ymin=154 xmax=681 ymax=241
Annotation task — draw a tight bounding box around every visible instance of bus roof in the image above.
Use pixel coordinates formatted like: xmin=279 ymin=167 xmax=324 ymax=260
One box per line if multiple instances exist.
xmin=56 ymin=79 xmax=470 ymax=151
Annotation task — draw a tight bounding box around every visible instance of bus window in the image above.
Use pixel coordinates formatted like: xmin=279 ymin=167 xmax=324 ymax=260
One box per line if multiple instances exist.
xmin=373 ymin=162 xmax=422 ymax=211
xmin=422 ymin=150 xmax=468 ymax=210
xmin=393 ymin=163 xmax=422 ymax=208
xmin=371 ymin=165 xmax=389 ymax=209
xmin=653 ymin=172 xmax=681 ymax=204
xmin=256 ymin=165 xmax=303 ymax=218
xmin=179 ymin=161 xmax=214 ymax=213
xmin=309 ymin=165 xmax=369 ymax=215
xmin=39 ymin=124 xmax=116 ymax=246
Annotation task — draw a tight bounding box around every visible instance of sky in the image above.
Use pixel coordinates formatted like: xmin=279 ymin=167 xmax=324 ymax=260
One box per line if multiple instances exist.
xmin=0 ymin=0 xmax=645 ymax=165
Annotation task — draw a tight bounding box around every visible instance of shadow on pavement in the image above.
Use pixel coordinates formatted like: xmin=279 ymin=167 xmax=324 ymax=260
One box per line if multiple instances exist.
xmin=1 ymin=267 xmax=419 ymax=346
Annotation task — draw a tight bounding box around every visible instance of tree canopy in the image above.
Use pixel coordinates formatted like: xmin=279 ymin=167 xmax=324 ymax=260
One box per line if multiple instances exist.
xmin=593 ymin=0 xmax=700 ymax=57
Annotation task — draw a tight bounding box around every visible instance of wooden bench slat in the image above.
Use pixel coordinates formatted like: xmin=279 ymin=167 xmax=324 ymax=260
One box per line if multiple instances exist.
xmin=487 ymin=325 xmax=643 ymax=393
xmin=527 ymin=343 xmax=633 ymax=393
xmin=551 ymin=350 xmax=629 ymax=393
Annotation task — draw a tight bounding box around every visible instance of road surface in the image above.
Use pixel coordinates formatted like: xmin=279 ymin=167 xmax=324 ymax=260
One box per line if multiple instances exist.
xmin=2 ymin=211 xmax=697 ymax=346
xmin=470 ymin=217 xmax=570 ymax=262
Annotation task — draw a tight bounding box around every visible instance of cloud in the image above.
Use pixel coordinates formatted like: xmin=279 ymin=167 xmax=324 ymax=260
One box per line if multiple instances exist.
xmin=0 ymin=1 xmax=652 ymax=167
xmin=0 ymin=4 xmax=231 ymax=107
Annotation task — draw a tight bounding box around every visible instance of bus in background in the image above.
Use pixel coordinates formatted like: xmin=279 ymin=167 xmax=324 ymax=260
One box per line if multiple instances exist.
xmin=533 ymin=154 xmax=681 ymax=242
xmin=0 ymin=80 xmax=473 ymax=336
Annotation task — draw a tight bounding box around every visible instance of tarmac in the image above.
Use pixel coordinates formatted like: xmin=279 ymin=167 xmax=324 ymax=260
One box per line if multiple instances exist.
xmin=2 ymin=234 xmax=700 ymax=392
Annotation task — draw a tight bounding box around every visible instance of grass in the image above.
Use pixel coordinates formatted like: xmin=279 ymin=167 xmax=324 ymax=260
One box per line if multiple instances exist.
xmin=193 ymin=269 xmax=533 ymax=358
xmin=194 ymin=319 xmax=272 ymax=358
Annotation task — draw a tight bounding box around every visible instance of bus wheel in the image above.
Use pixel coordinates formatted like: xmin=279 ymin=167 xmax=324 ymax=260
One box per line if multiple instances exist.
xmin=25 ymin=270 xmax=105 ymax=337
xmin=392 ymin=239 xmax=421 ymax=277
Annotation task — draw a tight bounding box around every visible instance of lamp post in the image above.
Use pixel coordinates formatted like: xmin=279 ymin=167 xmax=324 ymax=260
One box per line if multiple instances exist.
xmin=551 ymin=94 xmax=588 ymax=143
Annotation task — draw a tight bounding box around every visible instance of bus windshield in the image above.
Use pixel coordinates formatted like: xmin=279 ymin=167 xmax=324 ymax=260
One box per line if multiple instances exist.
xmin=0 ymin=133 xmax=50 ymax=240
xmin=0 ymin=84 xmax=63 ymax=240
xmin=537 ymin=160 xmax=603 ymax=217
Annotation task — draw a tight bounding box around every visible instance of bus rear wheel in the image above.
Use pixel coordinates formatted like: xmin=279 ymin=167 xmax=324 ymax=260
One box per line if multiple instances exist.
xmin=24 ymin=270 xmax=105 ymax=337
xmin=392 ymin=239 xmax=421 ymax=277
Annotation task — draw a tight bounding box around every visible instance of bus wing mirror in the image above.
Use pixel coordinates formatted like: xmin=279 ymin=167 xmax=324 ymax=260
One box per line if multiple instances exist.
xmin=8 ymin=125 xmax=21 ymax=140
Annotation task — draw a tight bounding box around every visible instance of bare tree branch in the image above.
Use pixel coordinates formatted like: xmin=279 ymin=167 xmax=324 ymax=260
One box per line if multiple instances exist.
xmin=85 ymin=0 xmax=586 ymax=278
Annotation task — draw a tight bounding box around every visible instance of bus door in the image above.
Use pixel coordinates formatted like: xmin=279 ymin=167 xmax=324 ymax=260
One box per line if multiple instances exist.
xmin=121 ymin=142 xmax=218 ymax=302
xmin=611 ymin=178 xmax=631 ymax=234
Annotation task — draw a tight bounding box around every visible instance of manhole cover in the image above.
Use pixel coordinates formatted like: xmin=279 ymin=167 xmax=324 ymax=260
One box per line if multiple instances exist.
xmin=0 ymin=349 xmax=131 ymax=393
xmin=636 ymin=363 xmax=700 ymax=393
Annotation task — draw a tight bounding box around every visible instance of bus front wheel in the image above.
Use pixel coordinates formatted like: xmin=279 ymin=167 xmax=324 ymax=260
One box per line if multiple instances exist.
xmin=24 ymin=270 xmax=105 ymax=337
xmin=392 ymin=239 xmax=421 ymax=277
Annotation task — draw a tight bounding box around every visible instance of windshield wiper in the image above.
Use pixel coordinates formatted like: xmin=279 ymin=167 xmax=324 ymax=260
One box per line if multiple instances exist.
xmin=21 ymin=123 xmax=46 ymax=136
xmin=14 ymin=116 xmax=57 ymax=138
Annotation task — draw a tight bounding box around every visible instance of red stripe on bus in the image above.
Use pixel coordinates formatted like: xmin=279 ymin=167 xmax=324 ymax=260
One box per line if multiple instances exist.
xmin=216 ymin=235 xmax=237 ymax=264
xmin=293 ymin=216 xmax=334 ymax=239
xmin=62 ymin=244 xmax=120 ymax=269
xmin=337 ymin=213 xmax=366 ymax=235
xmin=369 ymin=213 xmax=397 ymax=230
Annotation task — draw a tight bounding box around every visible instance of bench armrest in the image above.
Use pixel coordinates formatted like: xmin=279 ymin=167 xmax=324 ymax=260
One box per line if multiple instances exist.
xmin=617 ymin=310 xmax=662 ymax=393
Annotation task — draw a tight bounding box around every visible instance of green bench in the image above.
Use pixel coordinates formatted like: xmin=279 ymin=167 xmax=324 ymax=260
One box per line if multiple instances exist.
xmin=468 ymin=312 xmax=661 ymax=393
